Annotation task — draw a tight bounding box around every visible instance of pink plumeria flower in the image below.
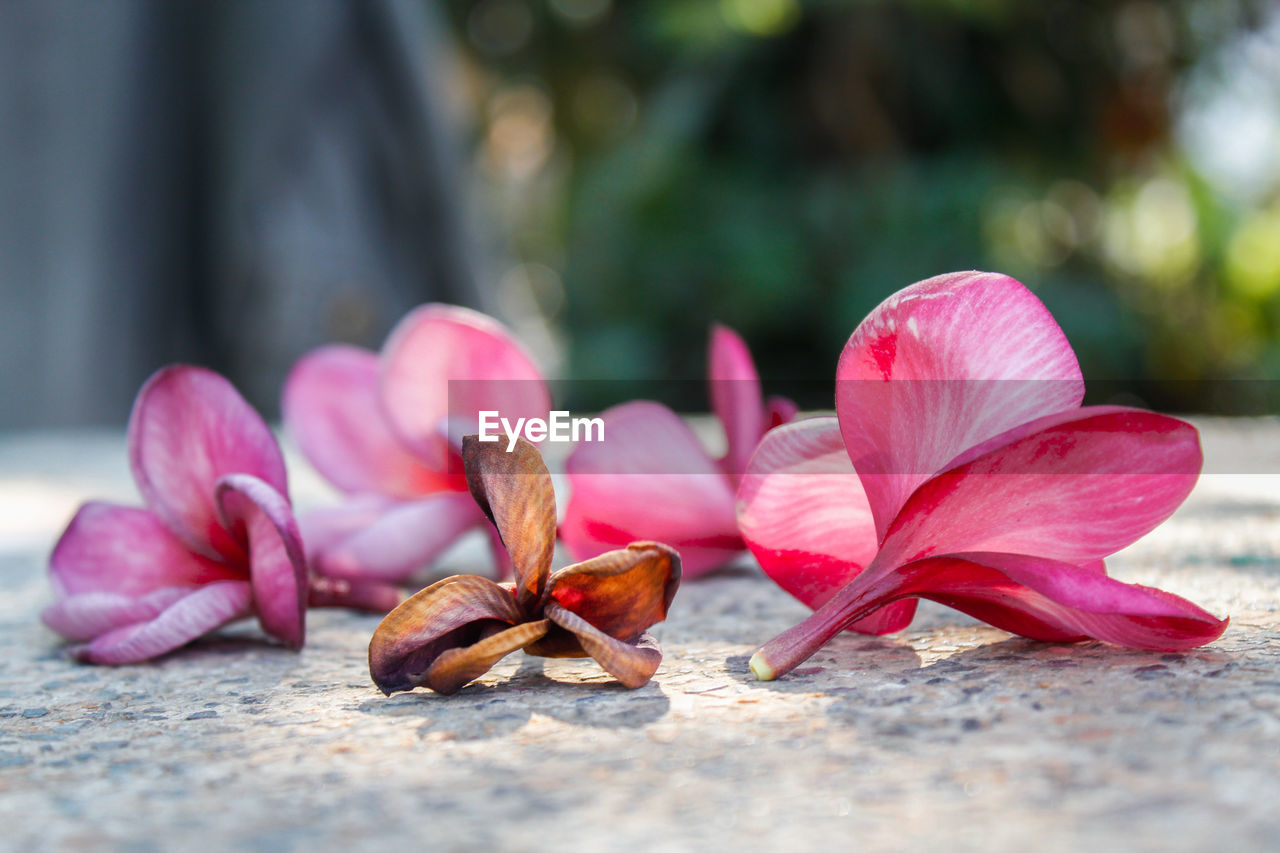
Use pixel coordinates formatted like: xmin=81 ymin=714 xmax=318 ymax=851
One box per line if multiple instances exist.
xmin=42 ymin=366 xmax=391 ymax=665
xmin=738 ymin=272 xmax=1227 ymax=681
xmin=562 ymin=324 xmax=795 ymax=578
xmin=283 ymin=305 xmax=550 ymax=584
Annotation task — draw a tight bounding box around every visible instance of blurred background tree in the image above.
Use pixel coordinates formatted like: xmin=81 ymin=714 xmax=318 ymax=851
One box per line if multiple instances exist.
xmin=3 ymin=0 xmax=1276 ymax=427
xmin=447 ymin=0 xmax=1280 ymax=413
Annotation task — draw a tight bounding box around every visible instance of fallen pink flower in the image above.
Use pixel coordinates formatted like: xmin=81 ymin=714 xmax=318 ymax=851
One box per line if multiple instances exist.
xmin=43 ymin=366 xmax=400 ymax=665
xmin=738 ymin=272 xmax=1227 ymax=681
xmin=283 ymin=305 xmax=550 ymax=583
xmin=561 ymin=324 xmax=795 ymax=577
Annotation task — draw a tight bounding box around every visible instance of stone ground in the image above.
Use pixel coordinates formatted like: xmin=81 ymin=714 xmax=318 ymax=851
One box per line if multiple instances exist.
xmin=1 ymin=421 xmax=1278 ymax=851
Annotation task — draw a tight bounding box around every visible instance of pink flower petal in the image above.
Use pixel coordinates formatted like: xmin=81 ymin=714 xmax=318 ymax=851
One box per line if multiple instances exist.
xmin=306 ymin=576 xmax=405 ymax=613
xmin=562 ymin=401 xmax=741 ymax=577
xmin=311 ymin=492 xmax=485 ymax=583
xmin=879 ymin=408 xmax=1203 ymax=567
xmin=736 ymin=418 xmax=916 ymax=634
xmin=48 ymin=502 xmax=241 ymax=599
xmin=128 ymin=366 xmax=289 ymax=562
xmin=846 ymin=601 xmax=918 ymax=635
xmin=42 ymin=587 xmax=194 ymax=643
xmin=215 ymin=475 xmax=308 ymax=649
xmin=379 ymin=305 xmax=550 ymax=469
xmin=297 ymin=494 xmax=399 ymax=559
xmin=910 ymin=552 xmax=1227 ymax=650
xmin=737 ymin=418 xmax=877 ymax=607
xmin=72 ymin=580 xmax=255 ymax=665
xmin=283 ymin=345 xmax=458 ymax=498
xmin=750 ymin=548 xmax=1218 ymax=681
xmin=708 ymin=324 xmax=766 ymax=478
xmin=765 ymin=396 xmax=799 ymax=429
xmin=836 ymin=272 xmax=1085 ymax=539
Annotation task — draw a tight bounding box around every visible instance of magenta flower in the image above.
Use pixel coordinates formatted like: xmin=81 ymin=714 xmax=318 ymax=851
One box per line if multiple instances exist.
xmin=283 ymin=304 xmax=550 ymax=583
xmin=738 ymin=272 xmax=1227 ymax=681
xmin=562 ymin=324 xmax=795 ymax=578
xmin=45 ymin=367 xmax=319 ymax=664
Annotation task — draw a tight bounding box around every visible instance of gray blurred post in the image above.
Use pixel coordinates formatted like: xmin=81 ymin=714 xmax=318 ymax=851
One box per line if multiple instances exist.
xmin=0 ymin=0 xmax=489 ymax=428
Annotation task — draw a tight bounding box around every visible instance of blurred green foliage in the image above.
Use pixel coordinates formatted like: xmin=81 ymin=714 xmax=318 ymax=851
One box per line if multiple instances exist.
xmin=445 ymin=0 xmax=1280 ymax=412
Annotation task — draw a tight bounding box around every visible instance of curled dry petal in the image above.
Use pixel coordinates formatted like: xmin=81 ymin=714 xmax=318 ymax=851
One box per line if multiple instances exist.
xmin=369 ymin=574 xmax=524 ymax=695
xmin=380 ymin=304 xmax=550 ymax=469
xmin=547 ymin=542 xmax=681 ymax=641
xmin=283 ymin=345 xmax=457 ymax=498
xmin=128 ymin=366 xmax=289 ymax=562
xmin=462 ymin=435 xmax=555 ymax=610
xmin=424 ymin=619 xmax=551 ymax=694
xmin=836 ymin=271 xmax=1085 ymax=540
xmin=215 ymin=474 xmax=309 ymax=649
xmin=521 ymin=628 xmax=587 ymax=658
xmin=544 ymin=603 xmax=664 ymax=688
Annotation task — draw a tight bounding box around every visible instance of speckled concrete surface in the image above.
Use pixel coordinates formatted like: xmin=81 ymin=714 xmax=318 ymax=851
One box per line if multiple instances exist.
xmin=1 ymin=422 xmax=1278 ymax=851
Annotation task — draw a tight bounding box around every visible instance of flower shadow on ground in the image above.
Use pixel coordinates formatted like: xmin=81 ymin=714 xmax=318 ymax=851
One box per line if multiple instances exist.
xmin=730 ymin=628 xmax=1244 ymax=726
xmin=823 ymin=638 xmax=1245 ymax=753
xmin=723 ymin=633 xmax=925 ymax=695
xmin=356 ymin=656 xmax=671 ymax=740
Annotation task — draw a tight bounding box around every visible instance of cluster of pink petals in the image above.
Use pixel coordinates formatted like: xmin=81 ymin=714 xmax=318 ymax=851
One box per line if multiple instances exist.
xmin=738 ymin=272 xmax=1227 ymax=680
xmin=43 ymin=367 xmax=314 ymax=664
xmin=562 ymin=325 xmax=795 ymax=577
xmin=283 ymin=305 xmax=550 ymax=584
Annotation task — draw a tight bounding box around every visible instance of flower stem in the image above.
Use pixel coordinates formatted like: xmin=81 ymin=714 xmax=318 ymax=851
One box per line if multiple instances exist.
xmin=308 ymin=576 xmax=404 ymax=613
xmin=749 ymin=571 xmax=890 ymax=681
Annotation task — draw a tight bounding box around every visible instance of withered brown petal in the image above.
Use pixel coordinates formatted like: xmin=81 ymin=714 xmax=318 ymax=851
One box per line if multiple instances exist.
xmin=462 ymin=435 xmax=556 ymax=611
xmin=544 ymin=602 xmax=664 ymax=688
xmin=548 ymin=542 xmax=681 ymax=640
xmin=424 ymin=619 xmax=551 ymax=694
xmin=369 ymin=574 xmax=523 ymax=695
xmin=523 ymin=626 xmax=587 ymax=659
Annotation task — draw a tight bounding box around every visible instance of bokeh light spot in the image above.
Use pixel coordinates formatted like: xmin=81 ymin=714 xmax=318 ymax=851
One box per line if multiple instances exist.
xmin=1226 ymin=208 xmax=1280 ymax=301
xmin=485 ymin=84 xmax=555 ymax=182
xmin=719 ymin=0 xmax=800 ymax=37
xmin=550 ymin=0 xmax=612 ymax=27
